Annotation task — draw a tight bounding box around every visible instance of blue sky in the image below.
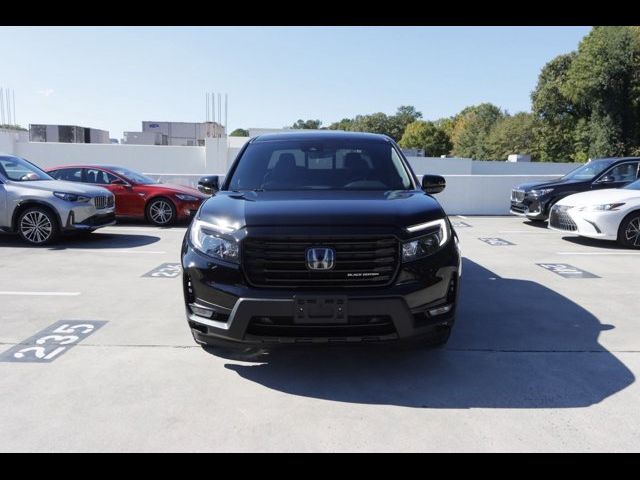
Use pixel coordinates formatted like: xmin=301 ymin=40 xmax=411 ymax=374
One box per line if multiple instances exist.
xmin=0 ymin=26 xmax=590 ymax=139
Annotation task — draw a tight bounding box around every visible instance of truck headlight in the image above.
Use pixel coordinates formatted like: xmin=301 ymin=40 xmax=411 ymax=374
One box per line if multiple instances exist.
xmin=403 ymin=218 xmax=450 ymax=262
xmin=53 ymin=192 xmax=90 ymax=203
xmin=189 ymin=219 xmax=239 ymax=263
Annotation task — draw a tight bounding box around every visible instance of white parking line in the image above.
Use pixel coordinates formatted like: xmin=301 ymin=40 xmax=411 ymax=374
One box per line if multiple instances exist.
xmin=0 ymin=291 xmax=81 ymax=296
xmin=558 ymin=252 xmax=640 ymax=256
xmin=101 ymin=228 xmax=186 ymax=233
xmin=499 ymin=230 xmax=550 ymax=234
xmin=53 ymin=250 xmax=168 ymax=255
xmin=457 ymin=215 xmax=468 ymax=219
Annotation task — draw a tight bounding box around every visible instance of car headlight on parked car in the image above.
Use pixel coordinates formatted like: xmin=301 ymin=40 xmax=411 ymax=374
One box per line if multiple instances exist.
xmin=585 ymin=203 xmax=626 ymax=212
xmin=189 ymin=219 xmax=240 ymax=263
xmin=530 ymin=188 xmax=554 ymax=197
xmin=176 ymin=194 xmax=200 ymax=202
xmin=403 ymin=218 xmax=450 ymax=262
xmin=53 ymin=192 xmax=90 ymax=203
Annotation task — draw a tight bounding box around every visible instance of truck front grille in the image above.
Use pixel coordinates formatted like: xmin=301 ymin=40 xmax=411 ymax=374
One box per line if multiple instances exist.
xmin=549 ymin=206 xmax=577 ymax=231
xmin=246 ymin=315 xmax=397 ymax=338
xmin=243 ymin=236 xmax=400 ymax=288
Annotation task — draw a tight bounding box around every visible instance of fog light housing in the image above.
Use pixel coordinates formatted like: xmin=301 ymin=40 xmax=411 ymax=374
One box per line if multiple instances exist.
xmin=190 ymin=304 xmax=214 ymax=318
xmin=428 ymin=304 xmax=453 ymax=317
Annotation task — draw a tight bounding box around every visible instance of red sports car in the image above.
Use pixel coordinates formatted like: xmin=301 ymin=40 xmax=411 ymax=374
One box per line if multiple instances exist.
xmin=46 ymin=165 xmax=207 ymax=226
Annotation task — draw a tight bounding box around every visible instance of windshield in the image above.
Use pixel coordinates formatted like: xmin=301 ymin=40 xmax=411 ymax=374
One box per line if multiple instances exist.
xmin=0 ymin=156 xmax=53 ymax=182
xmin=109 ymin=167 xmax=157 ymax=185
xmin=625 ymin=179 xmax=640 ymax=190
xmin=562 ymin=159 xmax=616 ymax=181
xmin=226 ymin=139 xmax=414 ymax=191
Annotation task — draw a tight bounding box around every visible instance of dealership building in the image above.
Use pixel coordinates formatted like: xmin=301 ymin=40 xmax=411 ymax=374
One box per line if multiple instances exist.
xmin=123 ymin=121 xmax=225 ymax=146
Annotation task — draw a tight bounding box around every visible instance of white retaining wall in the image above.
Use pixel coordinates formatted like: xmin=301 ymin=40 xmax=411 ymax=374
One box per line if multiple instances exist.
xmin=0 ymin=131 xmax=578 ymax=215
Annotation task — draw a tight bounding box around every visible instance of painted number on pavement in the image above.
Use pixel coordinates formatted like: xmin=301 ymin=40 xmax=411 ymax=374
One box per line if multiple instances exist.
xmin=0 ymin=321 xmax=107 ymax=363
xmin=452 ymin=221 xmax=472 ymax=228
xmin=143 ymin=263 xmax=182 ymax=278
xmin=537 ymin=263 xmax=599 ymax=279
xmin=479 ymin=237 xmax=515 ymax=246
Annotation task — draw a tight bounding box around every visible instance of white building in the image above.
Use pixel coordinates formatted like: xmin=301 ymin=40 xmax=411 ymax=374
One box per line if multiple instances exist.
xmin=123 ymin=121 xmax=225 ymax=146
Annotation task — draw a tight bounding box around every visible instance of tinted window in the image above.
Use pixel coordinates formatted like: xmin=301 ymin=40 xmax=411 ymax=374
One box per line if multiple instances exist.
xmin=52 ymin=168 xmax=83 ymax=182
xmin=603 ymin=162 xmax=639 ymax=183
xmin=109 ymin=167 xmax=157 ymax=185
xmin=0 ymin=156 xmax=52 ymax=182
xmin=227 ymin=140 xmax=414 ymax=191
xmin=85 ymin=168 xmax=117 ymax=185
xmin=562 ymin=159 xmax=616 ymax=181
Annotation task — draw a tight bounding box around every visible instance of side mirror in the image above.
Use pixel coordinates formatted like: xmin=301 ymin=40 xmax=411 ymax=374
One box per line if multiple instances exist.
xmin=598 ymin=175 xmax=615 ymax=184
xmin=111 ymin=178 xmax=127 ymax=186
xmin=198 ymin=175 xmax=220 ymax=195
xmin=421 ymin=174 xmax=446 ymax=194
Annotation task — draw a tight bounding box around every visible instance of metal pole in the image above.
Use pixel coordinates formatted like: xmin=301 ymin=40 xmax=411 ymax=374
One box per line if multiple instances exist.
xmin=218 ymin=93 xmax=221 ymax=137
xmin=12 ymin=89 xmax=16 ymax=125
xmin=0 ymin=88 xmax=5 ymax=124
xmin=206 ymin=92 xmax=209 ymax=122
xmin=6 ymin=89 xmax=11 ymax=126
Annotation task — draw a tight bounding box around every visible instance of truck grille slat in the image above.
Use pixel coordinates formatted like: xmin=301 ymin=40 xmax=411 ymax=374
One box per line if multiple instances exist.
xmin=243 ymin=236 xmax=400 ymax=288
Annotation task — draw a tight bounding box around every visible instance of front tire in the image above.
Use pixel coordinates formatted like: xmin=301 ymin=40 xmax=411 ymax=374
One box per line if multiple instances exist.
xmin=146 ymin=197 xmax=176 ymax=226
xmin=17 ymin=207 xmax=59 ymax=246
xmin=618 ymin=212 xmax=640 ymax=249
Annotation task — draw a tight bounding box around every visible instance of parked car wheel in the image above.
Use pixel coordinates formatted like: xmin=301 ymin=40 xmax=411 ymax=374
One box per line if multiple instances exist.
xmin=17 ymin=206 xmax=59 ymax=246
xmin=618 ymin=212 xmax=640 ymax=249
xmin=146 ymin=197 xmax=176 ymax=226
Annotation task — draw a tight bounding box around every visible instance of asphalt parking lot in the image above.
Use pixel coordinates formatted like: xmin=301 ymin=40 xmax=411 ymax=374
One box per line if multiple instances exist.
xmin=0 ymin=216 xmax=639 ymax=452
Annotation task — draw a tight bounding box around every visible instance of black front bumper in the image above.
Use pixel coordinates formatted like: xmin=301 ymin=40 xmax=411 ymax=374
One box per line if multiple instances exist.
xmin=182 ymin=236 xmax=461 ymax=347
xmin=510 ymin=197 xmax=548 ymax=220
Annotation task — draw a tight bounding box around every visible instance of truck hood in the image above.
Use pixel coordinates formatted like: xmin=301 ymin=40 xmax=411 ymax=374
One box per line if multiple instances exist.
xmin=8 ymin=179 xmax=111 ymax=196
xmin=198 ymin=190 xmax=446 ymax=229
xmin=556 ymin=188 xmax=640 ymax=207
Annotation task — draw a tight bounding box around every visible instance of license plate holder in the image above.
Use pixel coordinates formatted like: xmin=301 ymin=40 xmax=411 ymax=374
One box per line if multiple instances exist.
xmin=293 ymin=296 xmax=348 ymax=324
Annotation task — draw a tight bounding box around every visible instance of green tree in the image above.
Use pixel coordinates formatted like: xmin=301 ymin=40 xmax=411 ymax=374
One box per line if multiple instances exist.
xmin=388 ymin=105 xmax=422 ymax=141
xmin=562 ymin=26 xmax=640 ymax=158
xmin=229 ymin=128 xmax=249 ymax=137
xmin=486 ymin=113 xmax=537 ymax=160
xmin=531 ymin=52 xmax=580 ymax=162
xmin=350 ymin=112 xmax=393 ymax=137
xmin=328 ymin=118 xmax=354 ymax=131
xmin=533 ymin=26 xmax=640 ymax=161
xmin=327 ymin=106 xmax=421 ymax=141
xmin=291 ymin=119 xmax=322 ymax=129
xmin=451 ymin=103 xmax=504 ymax=159
xmin=399 ymin=120 xmax=452 ymax=156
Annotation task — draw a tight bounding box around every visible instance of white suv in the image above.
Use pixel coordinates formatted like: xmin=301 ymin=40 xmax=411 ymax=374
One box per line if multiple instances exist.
xmin=0 ymin=155 xmax=116 ymax=245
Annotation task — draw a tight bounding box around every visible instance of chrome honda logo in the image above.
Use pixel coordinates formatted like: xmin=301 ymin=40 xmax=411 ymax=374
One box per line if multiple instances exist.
xmin=306 ymin=247 xmax=336 ymax=270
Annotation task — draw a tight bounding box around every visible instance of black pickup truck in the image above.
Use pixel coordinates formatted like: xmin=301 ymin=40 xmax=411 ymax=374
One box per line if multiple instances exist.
xmin=182 ymin=131 xmax=461 ymax=349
